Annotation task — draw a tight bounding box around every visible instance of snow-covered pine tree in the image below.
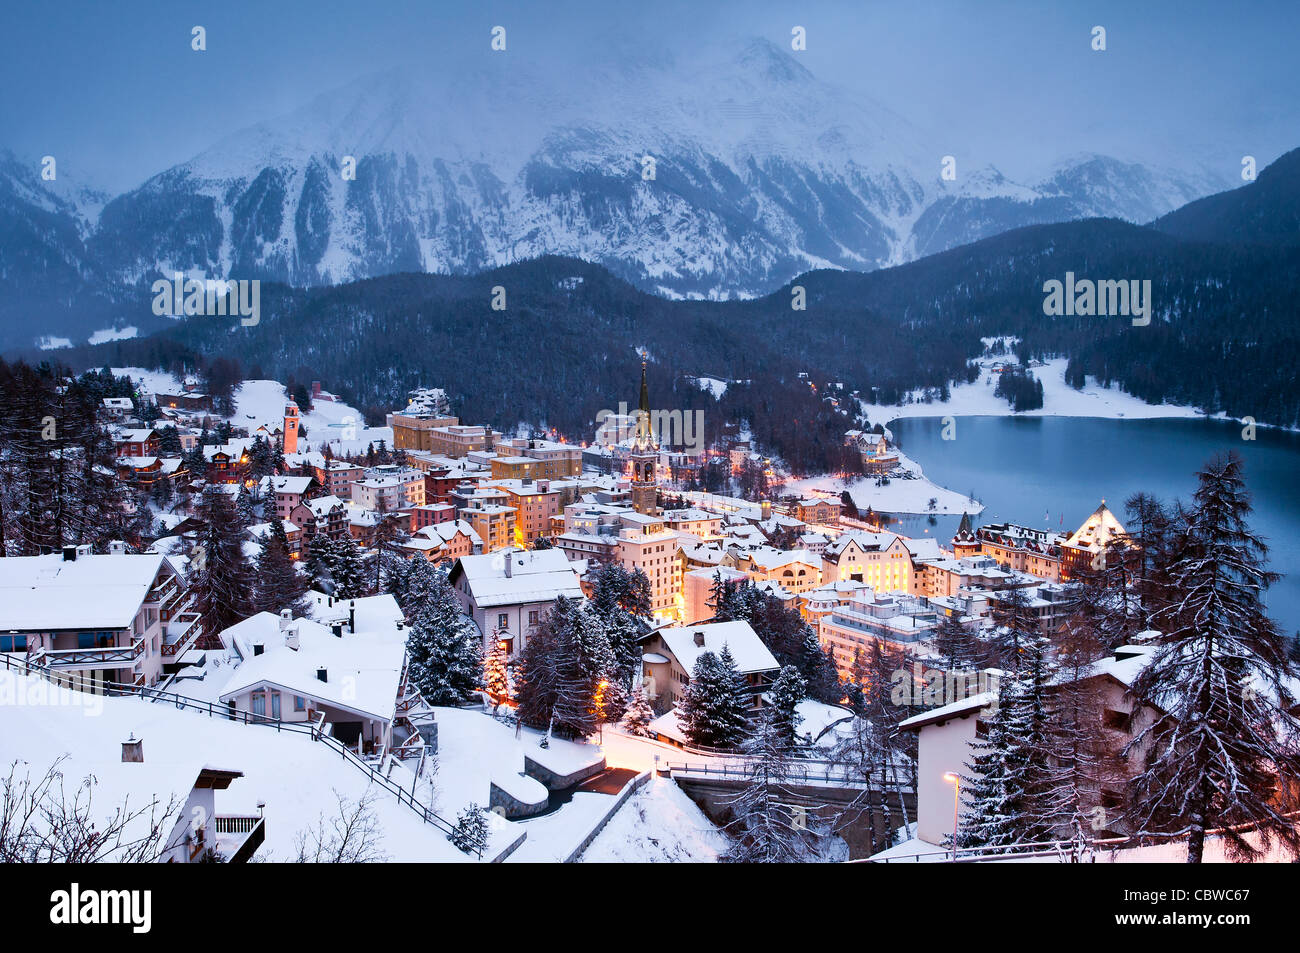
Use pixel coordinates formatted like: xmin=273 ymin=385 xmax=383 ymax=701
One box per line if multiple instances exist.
xmin=305 ymin=532 xmax=338 ymax=593
xmin=449 ymin=804 xmax=490 ymax=856
xmin=328 ymin=534 xmax=369 ymax=599
xmin=404 ymin=567 xmax=484 ymax=706
xmin=235 ymin=487 xmax=258 ymax=530
xmin=958 ymin=676 xmax=1024 ymax=851
xmin=767 ymin=665 xmax=807 ymax=744
xmin=621 ymin=682 xmax=656 ymax=737
xmin=959 ymin=639 xmax=1058 ymax=850
xmin=1126 ymin=452 xmax=1300 ymax=863
xmin=514 ymin=596 xmax=614 ymax=740
xmin=679 ymin=645 xmax=749 ymax=749
xmin=483 ymin=632 xmax=510 ymax=704
xmin=192 ymin=484 xmax=254 ymax=642
xmin=932 ymin=612 xmax=983 ymax=672
xmin=252 ymin=517 xmax=309 ymax=616
xmin=987 ymin=587 xmax=1037 ymax=673
xmin=795 ymin=629 xmax=841 ymax=703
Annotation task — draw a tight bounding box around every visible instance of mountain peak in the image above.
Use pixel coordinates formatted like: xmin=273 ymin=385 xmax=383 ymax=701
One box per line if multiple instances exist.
xmin=733 ymin=36 xmax=814 ymax=84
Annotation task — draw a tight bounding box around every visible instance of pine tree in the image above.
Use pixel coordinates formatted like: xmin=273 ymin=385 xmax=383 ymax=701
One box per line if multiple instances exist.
xmin=932 ymin=612 xmax=982 ymax=672
xmin=959 ymin=639 xmax=1059 ymax=851
xmin=768 ymin=665 xmax=807 ymax=744
xmin=1126 ymin=453 xmax=1300 ymax=863
xmin=621 ymin=683 xmax=656 ymax=737
xmin=449 ymin=804 xmax=490 ymax=856
xmin=251 ymin=517 xmax=309 ymax=616
xmin=679 ymin=645 xmax=749 ymax=749
xmin=328 ymin=534 xmax=368 ymax=599
xmin=515 ymin=596 xmax=614 ymax=739
xmin=192 ymin=485 xmax=254 ymax=642
xmin=405 ymin=568 xmax=484 ymax=706
xmin=987 ymin=587 xmax=1037 ymax=673
xmin=483 ymin=633 xmax=510 ymax=704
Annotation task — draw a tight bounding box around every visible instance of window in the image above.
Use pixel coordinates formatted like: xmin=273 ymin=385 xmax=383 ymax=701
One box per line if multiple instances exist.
xmin=498 ymin=613 xmax=509 ymax=631
xmin=251 ymin=692 xmax=266 ymax=717
xmin=0 ymin=635 xmax=27 ymax=653
xmin=294 ymin=695 xmax=305 ymax=712
xmin=271 ymin=691 xmax=281 ymax=719
xmin=1103 ymin=708 xmax=1131 ymax=731
xmin=528 ymin=610 xmax=539 ymax=626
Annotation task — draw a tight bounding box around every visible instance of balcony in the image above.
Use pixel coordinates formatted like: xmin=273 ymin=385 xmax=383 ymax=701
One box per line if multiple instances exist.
xmin=145 ymin=576 xmax=181 ymax=609
xmin=162 ymin=612 xmax=202 ymax=658
xmin=35 ymin=637 xmax=145 ymax=671
xmin=203 ymin=815 xmax=266 ymax=863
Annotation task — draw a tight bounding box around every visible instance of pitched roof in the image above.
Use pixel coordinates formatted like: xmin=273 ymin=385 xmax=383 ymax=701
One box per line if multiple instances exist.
xmin=0 ymin=552 xmax=166 ymax=631
xmin=656 ymin=620 xmax=779 ymax=676
xmin=450 ymin=548 xmax=583 ymax=608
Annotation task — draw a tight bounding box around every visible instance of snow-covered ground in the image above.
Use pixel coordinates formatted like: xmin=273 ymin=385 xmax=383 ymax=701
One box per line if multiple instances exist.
xmin=578 ymin=776 xmax=730 ymax=862
xmin=89 ymin=326 xmax=138 ymax=345
xmin=232 ymin=379 xmax=393 ymax=455
xmin=112 ymin=366 xmax=185 ymax=398
xmin=784 ymin=446 xmax=982 ymax=516
xmin=109 ymin=369 xmax=394 ymax=455
xmin=860 ymin=358 xmax=1207 ymax=428
xmin=0 ymin=670 xmax=468 ymax=862
xmin=430 ymin=705 xmax=600 ymax=819
xmin=37 ymin=336 xmax=72 ymax=350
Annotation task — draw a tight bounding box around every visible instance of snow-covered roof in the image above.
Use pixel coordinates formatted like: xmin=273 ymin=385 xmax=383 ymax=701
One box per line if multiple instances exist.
xmin=217 ymin=610 xmax=407 ymax=723
xmin=261 ymin=475 xmax=314 ymax=495
xmin=0 ymin=552 xmax=166 ymax=631
xmin=898 ymin=690 xmax=996 ymax=731
xmin=657 ymin=620 xmax=779 ymax=676
xmin=451 ymin=549 xmax=583 ymax=608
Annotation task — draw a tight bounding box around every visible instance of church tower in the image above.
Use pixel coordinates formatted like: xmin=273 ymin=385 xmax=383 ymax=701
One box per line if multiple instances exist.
xmin=630 ymin=361 xmax=658 ymax=515
xmin=283 ymin=401 xmax=300 ymax=455
xmin=952 ymin=511 xmax=979 ymax=559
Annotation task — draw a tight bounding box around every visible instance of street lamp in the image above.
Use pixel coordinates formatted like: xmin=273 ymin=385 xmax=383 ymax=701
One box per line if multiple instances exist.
xmin=943 ymin=772 xmax=960 ymax=861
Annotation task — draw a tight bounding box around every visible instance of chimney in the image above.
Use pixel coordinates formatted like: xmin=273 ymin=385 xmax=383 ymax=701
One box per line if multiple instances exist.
xmin=122 ymin=734 xmax=144 ymax=763
xmin=279 ymin=608 xmax=293 ymax=630
xmin=349 ymin=600 xmax=356 ymax=633
xmin=252 ymin=643 xmax=264 ymax=656
xmin=109 ymin=540 xmax=128 ymax=555
xmin=316 ymin=668 xmax=328 ymax=683
xmin=331 ymin=623 xmax=343 ymax=638
xmin=285 ymin=625 xmax=300 ymax=651
xmin=62 ymin=545 xmax=77 ymax=562
xmin=693 ymin=631 xmax=706 ymax=647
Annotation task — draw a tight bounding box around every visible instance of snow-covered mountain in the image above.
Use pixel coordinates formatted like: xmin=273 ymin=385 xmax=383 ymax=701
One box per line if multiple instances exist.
xmin=0 ymin=37 xmax=1231 ymax=350
xmin=74 ymin=38 xmax=1224 ymax=299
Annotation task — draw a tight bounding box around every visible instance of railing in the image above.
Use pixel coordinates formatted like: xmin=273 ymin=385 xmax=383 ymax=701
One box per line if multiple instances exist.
xmin=214 ymin=814 xmax=262 ymax=834
xmin=31 ymin=637 xmax=145 ymax=669
xmin=0 ymin=651 xmax=469 ymax=855
xmin=665 ymin=757 xmax=915 ymax=792
xmin=221 ymin=817 xmax=266 ymax=864
xmin=161 ymin=612 xmax=202 ymax=657
xmin=146 ymin=577 xmax=181 ymax=608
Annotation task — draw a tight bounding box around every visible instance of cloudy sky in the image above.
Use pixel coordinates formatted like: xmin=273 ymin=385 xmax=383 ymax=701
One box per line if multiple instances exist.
xmin=3 ymin=0 xmax=1295 ymax=191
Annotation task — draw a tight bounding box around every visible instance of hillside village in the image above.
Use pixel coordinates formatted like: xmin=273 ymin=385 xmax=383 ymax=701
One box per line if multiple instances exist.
xmin=0 ymin=359 xmax=1296 ymax=865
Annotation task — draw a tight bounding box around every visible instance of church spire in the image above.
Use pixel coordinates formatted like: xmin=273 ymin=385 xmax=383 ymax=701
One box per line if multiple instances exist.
xmin=638 ymin=360 xmax=650 ymax=415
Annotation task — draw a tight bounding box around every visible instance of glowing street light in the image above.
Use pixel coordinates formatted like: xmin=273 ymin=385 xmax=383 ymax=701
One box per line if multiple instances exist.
xmin=943 ymin=772 xmax=961 ymax=861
